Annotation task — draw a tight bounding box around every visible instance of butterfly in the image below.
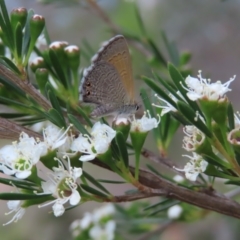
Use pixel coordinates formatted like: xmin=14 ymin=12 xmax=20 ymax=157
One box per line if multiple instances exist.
xmin=79 ymin=35 xmax=139 ymax=118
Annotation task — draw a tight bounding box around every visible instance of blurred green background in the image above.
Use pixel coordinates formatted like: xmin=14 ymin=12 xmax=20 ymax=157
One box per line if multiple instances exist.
xmin=1 ymin=0 xmax=240 ymax=239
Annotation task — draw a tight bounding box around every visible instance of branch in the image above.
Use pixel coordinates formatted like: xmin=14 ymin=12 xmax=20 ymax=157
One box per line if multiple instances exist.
xmin=141 ymin=148 xmax=203 ymax=185
xmin=91 ymin=159 xmax=240 ymax=219
xmin=0 ymin=64 xmax=52 ymax=111
xmin=0 ymin=117 xmax=42 ymax=139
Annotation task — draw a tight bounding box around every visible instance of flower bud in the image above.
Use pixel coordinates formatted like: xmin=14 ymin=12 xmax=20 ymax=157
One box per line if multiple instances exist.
xmin=35 ymin=68 xmax=49 ymax=93
xmin=64 ymin=45 xmax=80 ymax=71
xmin=11 ymin=7 xmax=27 ymax=31
xmin=30 ymin=56 xmax=45 ymax=72
xmin=228 ymin=128 xmax=240 ymax=154
xmin=112 ymin=117 xmax=131 ymax=141
xmin=49 ymin=41 xmax=68 ymax=65
xmin=30 ymin=14 xmax=45 ymax=42
xmin=49 ymin=41 xmax=68 ymax=50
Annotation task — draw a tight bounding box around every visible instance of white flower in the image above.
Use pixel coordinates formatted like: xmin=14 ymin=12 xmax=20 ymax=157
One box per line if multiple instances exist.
xmin=40 ymin=124 xmax=71 ymax=156
xmin=57 ymin=132 xmax=75 ymax=158
xmin=71 ymin=122 xmax=116 ymax=161
xmin=80 ymin=212 xmax=93 ymax=229
xmin=69 ymin=204 xmax=116 ymax=239
xmin=130 ymin=110 xmax=160 ymax=132
xmin=167 ymin=205 xmax=183 ymax=219
xmin=0 ymin=133 xmax=43 ymax=179
xmin=70 ymin=219 xmax=82 ymax=237
xmin=184 ymin=70 xmax=235 ymax=101
xmin=153 ymin=93 xmax=179 ymax=116
xmin=52 ymin=201 xmax=65 ymax=217
xmin=39 ymin=157 xmax=82 ymax=217
xmin=173 ymin=175 xmax=184 ymax=183
xmin=182 ymin=125 xmax=205 ymax=151
xmin=92 ymin=204 xmax=115 ymax=223
xmin=3 ymin=200 xmax=25 ymax=226
xmin=174 ymin=153 xmax=208 ymax=181
xmin=89 ymin=220 xmax=116 ymax=240
xmin=91 ymin=122 xmax=116 ymax=140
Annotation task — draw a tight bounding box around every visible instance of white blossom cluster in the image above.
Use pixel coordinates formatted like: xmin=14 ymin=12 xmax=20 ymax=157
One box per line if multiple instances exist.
xmin=2 ymin=112 xmax=160 ymax=225
xmin=2 ymin=121 xmax=115 ymax=224
xmin=153 ymin=71 xmax=236 ymax=181
xmin=70 ymin=204 xmax=116 ymax=240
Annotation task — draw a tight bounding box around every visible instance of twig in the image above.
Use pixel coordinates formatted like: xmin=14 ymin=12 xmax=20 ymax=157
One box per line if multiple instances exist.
xmin=91 ymin=159 xmax=240 ymax=219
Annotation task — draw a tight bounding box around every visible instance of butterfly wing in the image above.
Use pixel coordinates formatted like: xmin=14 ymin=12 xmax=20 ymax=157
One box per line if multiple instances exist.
xmin=80 ymin=62 xmax=128 ymax=117
xmin=90 ymin=35 xmax=135 ymax=103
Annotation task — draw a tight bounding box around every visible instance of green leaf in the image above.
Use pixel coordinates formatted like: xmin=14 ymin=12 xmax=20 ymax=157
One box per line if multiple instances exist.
xmin=0 ymin=177 xmax=37 ymax=190
xmin=49 ymin=49 xmax=68 ymax=88
xmin=161 ymin=31 xmax=179 ymax=66
xmin=153 ymin=72 xmax=182 ymax=101
xmin=80 ymin=184 xmax=108 ymax=197
xmin=168 ymin=63 xmax=201 ymax=113
xmin=15 ymin=22 xmax=23 ymax=58
xmin=68 ymin=114 xmax=90 ymax=135
xmin=115 ymin=131 xmax=129 ymax=168
xmin=203 ymin=155 xmax=230 ymax=169
xmin=46 ymin=83 xmax=66 ymax=127
xmin=97 ymin=179 xmax=126 ymax=184
xmin=143 ymin=76 xmax=177 ymax=109
xmin=0 ymin=56 xmax=21 ymax=74
xmin=148 ymin=200 xmax=180 ymax=216
xmin=46 ymin=108 xmax=66 ymax=128
xmin=0 ymin=0 xmax=14 ymax=49
xmin=134 ymin=5 xmax=146 ymax=35
xmin=0 ymin=95 xmax=30 ymax=108
xmin=140 ymin=88 xmax=154 ymax=116
xmin=146 ymin=164 xmax=164 ymax=177
xmin=177 ymin=101 xmax=212 ymax=138
xmin=22 ymin=9 xmax=34 ymax=56
xmin=76 ymin=106 xmax=93 ymax=127
xmin=0 ymin=192 xmax=51 ymax=201
xmin=225 ymin=180 xmax=240 ymax=186
xmin=144 ymin=198 xmax=174 ymax=211
xmin=82 ymin=171 xmax=110 ymax=194
xmin=43 ymin=26 xmax=51 ymax=45
xmin=0 ymin=112 xmax=28 ymax=118
xmin=147 ymin=37 xmax=167 ymax=66
xmin=180 ymin=51 xmax=191 ymax=66
xmin=227 ymin=103 xmax=235 ymax=131
xmin=205 ymin=164 xmax=239 ymax=181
